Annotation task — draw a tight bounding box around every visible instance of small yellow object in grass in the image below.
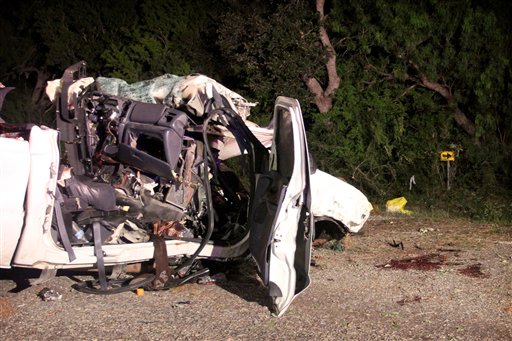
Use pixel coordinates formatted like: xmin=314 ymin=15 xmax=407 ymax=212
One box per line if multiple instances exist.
xmin=136 ymin=288 xmax=144 ymax=296
xmin=386 ymin=196 xmax=412 ymax=214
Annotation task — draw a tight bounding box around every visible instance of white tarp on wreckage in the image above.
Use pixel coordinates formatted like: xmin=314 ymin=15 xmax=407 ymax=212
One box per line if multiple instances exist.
xmin=46 ymin=73 xmax=372 ymax=233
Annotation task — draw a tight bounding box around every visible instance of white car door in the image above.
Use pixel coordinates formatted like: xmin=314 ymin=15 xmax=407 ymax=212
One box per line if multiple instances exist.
xmin=249 ymin=97 xmax=313 ymax=316
xmin=0 ymin=133 xmax=30 ymax=268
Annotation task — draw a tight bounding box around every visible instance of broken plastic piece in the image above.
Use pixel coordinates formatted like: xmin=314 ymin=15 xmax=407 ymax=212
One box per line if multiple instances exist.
xmin=386 ymin=196 xmax=412 ymax=214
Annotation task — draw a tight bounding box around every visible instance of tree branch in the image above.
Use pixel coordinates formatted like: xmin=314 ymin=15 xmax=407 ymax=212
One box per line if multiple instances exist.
xmin=304 ymin=0 xmax=340 ymax=113
xmin=305 ymin=76 xmax=331 ymax=113
xmin=409 ymin=61 xmax=475 ymax=135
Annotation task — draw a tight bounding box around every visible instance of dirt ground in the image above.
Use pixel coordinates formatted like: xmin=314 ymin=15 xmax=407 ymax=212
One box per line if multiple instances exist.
xmin=1 ymin=214 xmax=511 ymax=340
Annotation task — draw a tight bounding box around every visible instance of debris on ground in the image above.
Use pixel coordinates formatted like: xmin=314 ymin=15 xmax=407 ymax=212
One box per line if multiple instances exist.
xmin=37 ymin=287 xmax=62 ymax=301
xmin=385 ymin=197 xmax=412 ymax=214
xmin=312 ymin=226 xmax=348 ymax=251
xmin=312 ymin=237 xmax=330 ymax=248
xmin=322 ymin=239 xmax=345 ymax=252
xmin=197 ymin=272 xmax=228 ymax=285
xmin=197 ymin=276 xmax=215 ymax=285
xmin=388 ymin=239 xmax=404 ymax=250
xmin=419 ymin=227 xmax=435 ymax=234
xmin=171 ymin=300 xmax=191 ymax=309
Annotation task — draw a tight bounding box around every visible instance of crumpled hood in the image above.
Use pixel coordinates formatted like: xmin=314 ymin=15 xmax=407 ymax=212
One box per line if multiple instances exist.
xmin=310 ymin=170 xmax=372 ymax=233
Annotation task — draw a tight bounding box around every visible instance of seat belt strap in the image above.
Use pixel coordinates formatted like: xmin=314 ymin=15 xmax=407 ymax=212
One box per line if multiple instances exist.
xmin=92 ymin=222 xmax=108 ymax=290
xmin=54 ymin=189 xmax=77 ymax=262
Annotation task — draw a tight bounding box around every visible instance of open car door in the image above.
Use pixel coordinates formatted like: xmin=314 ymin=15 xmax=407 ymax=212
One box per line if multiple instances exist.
xmin=249 ymin=97 xmax=313 ymax=316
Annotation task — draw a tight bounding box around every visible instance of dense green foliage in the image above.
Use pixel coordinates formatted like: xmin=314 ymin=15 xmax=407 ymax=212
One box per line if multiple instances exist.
xmin=309 ymin=0 xmax=512 ymax=206
xmin=0 ymin=0 xmax=219 ymax=123
xmin=1 ymin=0 xmax=511 ymax=222
xmin=216 ymin=0 xmax=325 ymax=123
xmin=102 ymin=0 xmax=220 ymax=81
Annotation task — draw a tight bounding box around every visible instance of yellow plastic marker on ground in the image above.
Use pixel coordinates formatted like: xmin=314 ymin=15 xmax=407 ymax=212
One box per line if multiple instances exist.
xmin=386 ymin=196 xmax=412 ymax=214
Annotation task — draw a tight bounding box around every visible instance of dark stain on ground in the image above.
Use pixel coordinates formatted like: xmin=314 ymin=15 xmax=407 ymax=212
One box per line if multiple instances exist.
xmin=378 ymin=253 xmax=447 ymax=271
xmin=378 ymin=254 xmax=491 ymax=279
xmin=458 ymin=263 xmax=490 ymax=278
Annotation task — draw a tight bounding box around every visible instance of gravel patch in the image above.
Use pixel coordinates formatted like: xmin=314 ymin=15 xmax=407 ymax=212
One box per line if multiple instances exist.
xmin=1 ymin=216 xmax=511 ymax=340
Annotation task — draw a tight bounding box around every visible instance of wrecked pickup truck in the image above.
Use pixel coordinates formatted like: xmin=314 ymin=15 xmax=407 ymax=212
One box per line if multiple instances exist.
xmin=0 ymin=61 xmax=371 ymax=316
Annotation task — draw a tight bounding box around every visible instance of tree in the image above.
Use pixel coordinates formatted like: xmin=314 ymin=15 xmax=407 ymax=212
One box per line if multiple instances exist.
xmin=361 ymin=0 xmax=509 ymax=137
xmin=0 ymin=0 xmax=218 ymax=121
xmin=309 ymin=0 xmax=512 ymax=197
xmin=216 ymin=0 xmax=326 ymax=119
xmin=0 ymin=0 xmax=138 ymax=123
xmin=0 ymin=1 xmax=52 ymax=123
xmin=304 ymin=0 xmax=340 ymax=113
xmin=102 ymin=0 xmax=220 ymax=82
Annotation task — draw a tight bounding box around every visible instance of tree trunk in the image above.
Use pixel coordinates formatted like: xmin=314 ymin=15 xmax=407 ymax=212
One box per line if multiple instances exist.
xmin=304 ymin=0 xmax=340 ymax=113
xmin=410 ymin=62 xmax=476 ymax=135
xmin=453 ymin=107 xmax=476 ymax=136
